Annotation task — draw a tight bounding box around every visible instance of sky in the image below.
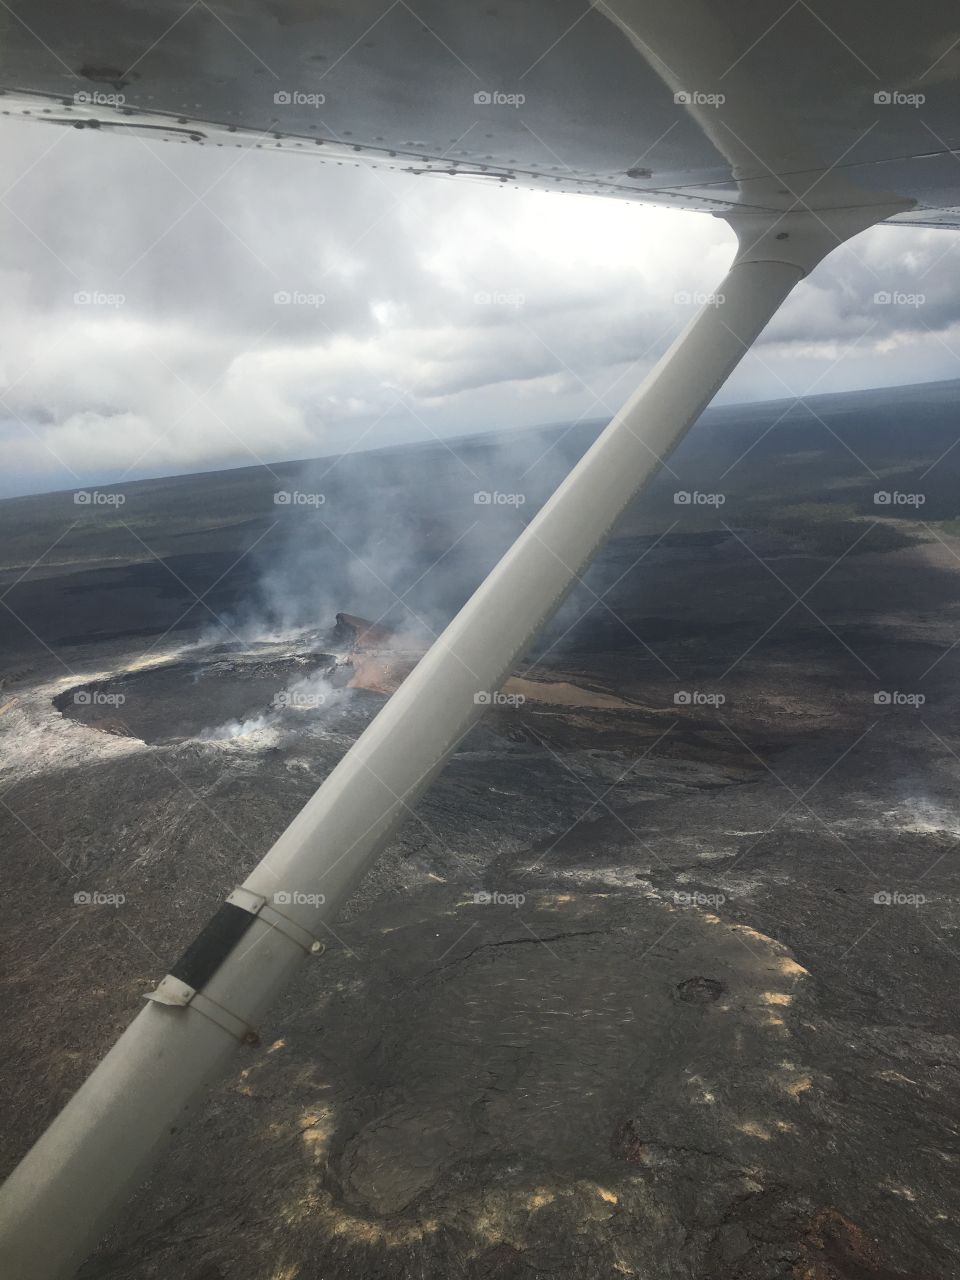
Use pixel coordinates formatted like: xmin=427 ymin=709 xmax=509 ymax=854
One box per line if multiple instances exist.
xmin=1 ymin=113 xmax=959 ymax=499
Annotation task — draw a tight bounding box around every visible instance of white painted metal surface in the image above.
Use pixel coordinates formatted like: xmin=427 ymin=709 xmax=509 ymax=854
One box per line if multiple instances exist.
xmin=0 ymin=201 xmax=904 ymax=1279
xmin=1 ymin=0 xmax=959 ymax=222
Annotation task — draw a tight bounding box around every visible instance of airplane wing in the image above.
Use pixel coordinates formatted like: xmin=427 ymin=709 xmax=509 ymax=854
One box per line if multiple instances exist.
xmin=0 ymin=0 xmax=959 ymax=222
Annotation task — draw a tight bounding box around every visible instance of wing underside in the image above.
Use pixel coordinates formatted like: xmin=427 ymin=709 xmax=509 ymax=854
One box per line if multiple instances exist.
xmin=1 ymin=0 xmax=960 ymax=224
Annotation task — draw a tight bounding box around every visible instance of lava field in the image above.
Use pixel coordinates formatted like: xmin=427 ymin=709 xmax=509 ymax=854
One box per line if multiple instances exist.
xmin=3 ymin=396 xmax=960 ymax=1278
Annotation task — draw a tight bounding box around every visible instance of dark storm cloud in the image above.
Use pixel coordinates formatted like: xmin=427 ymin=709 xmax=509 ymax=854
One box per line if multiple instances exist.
xmin=1 ymin=114 xmax=959 ymax=498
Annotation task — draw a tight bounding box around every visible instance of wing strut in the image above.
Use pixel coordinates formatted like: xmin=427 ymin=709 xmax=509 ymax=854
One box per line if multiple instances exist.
xmin=0 ymin=202 xmax=906 ymax=1279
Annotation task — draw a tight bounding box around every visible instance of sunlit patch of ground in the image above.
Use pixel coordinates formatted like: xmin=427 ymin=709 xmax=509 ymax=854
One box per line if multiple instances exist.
xmin=227 ymin=888 xmax=832 ymax=1278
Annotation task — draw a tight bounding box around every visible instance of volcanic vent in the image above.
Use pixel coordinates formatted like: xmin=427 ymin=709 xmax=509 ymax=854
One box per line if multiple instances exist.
xmin=54 ymin=648 xmax=341 ymax=746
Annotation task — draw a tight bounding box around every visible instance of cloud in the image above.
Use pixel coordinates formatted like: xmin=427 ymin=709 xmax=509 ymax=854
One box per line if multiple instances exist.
xmin=1 ymin=115 xmax=958 ymax=497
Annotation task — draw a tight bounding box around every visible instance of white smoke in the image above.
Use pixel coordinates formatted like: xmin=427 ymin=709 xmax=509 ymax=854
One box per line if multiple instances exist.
xmin=197 ymin=669 xmax=349 ymax=746
xmin=198 ymin=713 xmax=276 ymax=743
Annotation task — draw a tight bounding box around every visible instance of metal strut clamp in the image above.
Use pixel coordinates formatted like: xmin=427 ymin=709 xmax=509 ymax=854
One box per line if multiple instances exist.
xmin=225 ymin=886 xmax=327 ymax=956
xmin=144 ymin=887 xmax=325 ymax=1043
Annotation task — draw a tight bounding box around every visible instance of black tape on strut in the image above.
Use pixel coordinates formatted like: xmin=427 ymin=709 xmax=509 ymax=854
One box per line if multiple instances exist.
xmin=169 ymin=902 xmax=258 ymax=991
